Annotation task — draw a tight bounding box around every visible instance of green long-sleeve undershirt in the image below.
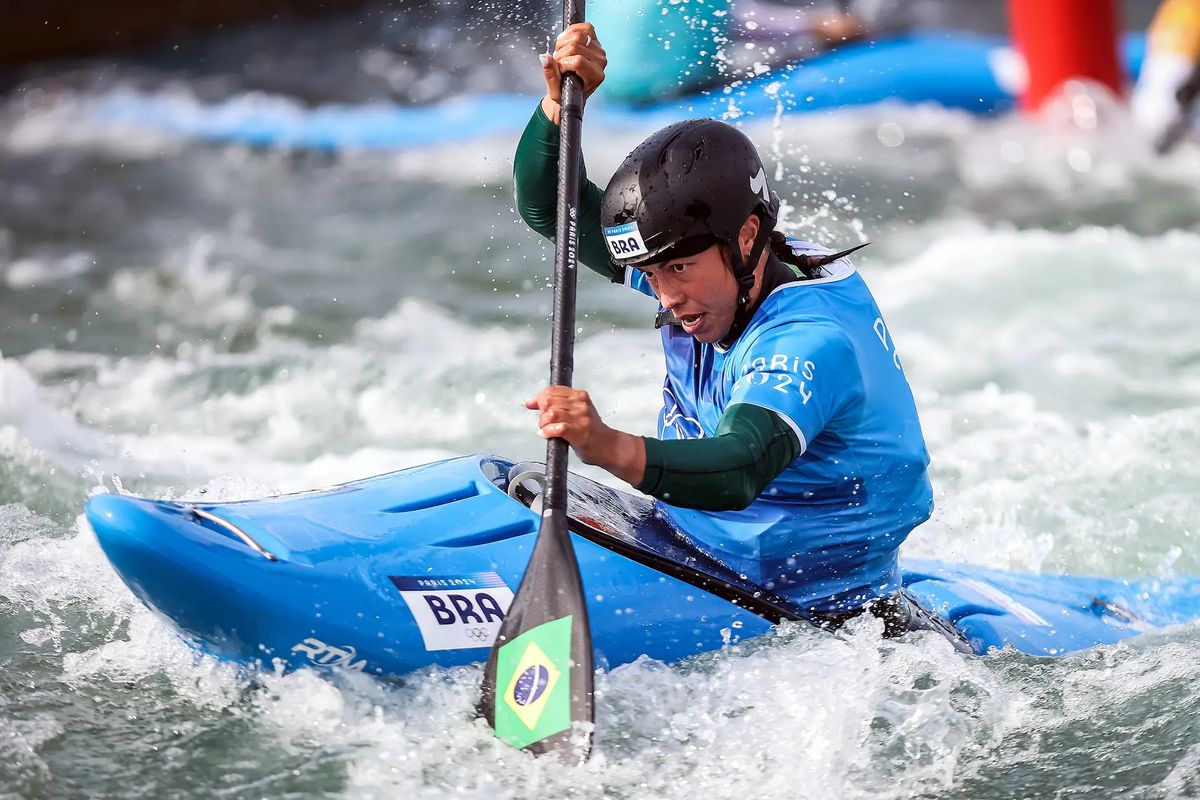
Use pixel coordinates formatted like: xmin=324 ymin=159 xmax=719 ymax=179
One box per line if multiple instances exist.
xmin=513 ymin=102 xmax=616 ymax=280
xmin=639 ymin=403 xmax=800 ymax=511
xmin=513 ymin=103 xmax=800 ymax=511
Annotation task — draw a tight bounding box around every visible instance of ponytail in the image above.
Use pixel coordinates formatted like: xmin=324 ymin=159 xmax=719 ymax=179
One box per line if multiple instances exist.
xmin=768 ymin=231 xmax=871 ymax=281
xmin=768 ymin=231 xmax=825 ymax=280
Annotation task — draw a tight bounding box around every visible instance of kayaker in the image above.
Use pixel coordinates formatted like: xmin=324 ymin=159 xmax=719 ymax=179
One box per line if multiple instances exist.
xmin=515 ymin=23 xmax=953 ymax=640
xmin=1133 ymin=0 xmax=1200 ymax=153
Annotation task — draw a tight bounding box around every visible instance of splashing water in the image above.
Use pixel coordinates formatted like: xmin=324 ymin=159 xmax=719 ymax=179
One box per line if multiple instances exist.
xmin=2 ymin=5 xmax=1200 ymax=798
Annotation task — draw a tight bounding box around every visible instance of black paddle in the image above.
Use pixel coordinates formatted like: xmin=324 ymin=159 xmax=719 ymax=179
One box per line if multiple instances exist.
xmin=479 ymin=0 xmax=594 ymax=761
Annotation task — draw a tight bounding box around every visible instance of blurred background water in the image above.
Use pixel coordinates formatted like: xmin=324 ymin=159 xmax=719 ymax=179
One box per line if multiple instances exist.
xmin=3 ymin=1 xmax=1200 ymax=798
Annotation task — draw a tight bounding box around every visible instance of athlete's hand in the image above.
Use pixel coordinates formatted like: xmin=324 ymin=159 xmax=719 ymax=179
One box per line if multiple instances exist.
xmin=526 ymin=385 xmax=645 ymax=485
xmin=540 ymin=22 xmax=607 ymax=124
xmin=526 ymin=385 xmax=611 ymax=462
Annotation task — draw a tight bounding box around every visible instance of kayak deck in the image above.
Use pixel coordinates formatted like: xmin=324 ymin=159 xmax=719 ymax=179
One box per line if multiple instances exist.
xmin=84 ymin=455 xmax=1200 ymax=675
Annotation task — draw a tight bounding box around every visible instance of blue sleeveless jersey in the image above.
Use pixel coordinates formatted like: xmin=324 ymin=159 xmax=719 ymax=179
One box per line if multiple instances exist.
xmin=624 ymin=241 xmax=933 ymax=613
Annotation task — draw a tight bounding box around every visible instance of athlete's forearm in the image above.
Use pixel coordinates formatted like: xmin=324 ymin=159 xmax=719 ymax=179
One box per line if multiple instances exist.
xmin=590 ymin=429 xmax=647 ymax=486
xmin=513 ymin=102 xmax=617 ymax=279
xmin=635 ymin=404 xmax=800 ymax=511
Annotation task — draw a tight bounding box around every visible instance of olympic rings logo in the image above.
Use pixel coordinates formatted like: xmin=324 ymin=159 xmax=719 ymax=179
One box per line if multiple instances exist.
xmin=464 ymin=627 xmax=491 ymax=642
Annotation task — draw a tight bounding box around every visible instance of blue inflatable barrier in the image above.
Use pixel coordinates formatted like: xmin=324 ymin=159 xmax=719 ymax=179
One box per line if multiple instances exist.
xmin=84 ymin=454 xmax=1200 ymax=676
xmin=88 ymin=32 xmax=1147 ymax=152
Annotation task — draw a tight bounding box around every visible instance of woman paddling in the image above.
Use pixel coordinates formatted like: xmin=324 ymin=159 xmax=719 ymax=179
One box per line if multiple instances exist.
xmin=516 ymin=23 xmax=954 ymax=639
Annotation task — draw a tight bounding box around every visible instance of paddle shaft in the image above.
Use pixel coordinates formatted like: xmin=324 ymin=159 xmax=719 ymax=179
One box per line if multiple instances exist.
xmin=477 ymin=0 xmax=594 ymax=758
xmin=544 ymin=0 xmax=586 ymax=513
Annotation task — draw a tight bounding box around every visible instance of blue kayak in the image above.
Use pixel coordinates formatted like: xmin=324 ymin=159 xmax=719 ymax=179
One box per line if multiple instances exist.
xmin=87 ymin=31 xmax=1147 ymax=152
xmin=85 ymin=454 xmax=1200 ymax=675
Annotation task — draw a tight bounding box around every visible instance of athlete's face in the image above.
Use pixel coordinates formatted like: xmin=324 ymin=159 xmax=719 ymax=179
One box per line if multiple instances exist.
xmin=637 ymin=215 xmax=763 ymax=344
xmin=637 ymin=243 xmax=739 ymax=343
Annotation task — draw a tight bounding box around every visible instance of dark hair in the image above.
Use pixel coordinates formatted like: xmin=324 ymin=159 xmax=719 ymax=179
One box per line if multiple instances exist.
xmin=768 ymin=231 xmax=825 ymax=280
xmin=767 ymin=232 xmax=871 ymax=280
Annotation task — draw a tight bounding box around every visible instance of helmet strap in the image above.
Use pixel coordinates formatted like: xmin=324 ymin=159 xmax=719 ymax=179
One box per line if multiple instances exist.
xmin=718 ymin=216 xmax=774 ymax=350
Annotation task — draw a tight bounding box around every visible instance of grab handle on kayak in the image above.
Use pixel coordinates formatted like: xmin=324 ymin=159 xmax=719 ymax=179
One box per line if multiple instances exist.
xmin=506 ymin=465 xmax=546 ymax=514
xmin=189 ymin=506 xmax=278 ymax=562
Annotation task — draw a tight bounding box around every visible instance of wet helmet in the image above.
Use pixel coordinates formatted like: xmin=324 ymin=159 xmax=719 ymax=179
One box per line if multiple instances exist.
xmin=599 ymin=118 xmax=781 ymax=295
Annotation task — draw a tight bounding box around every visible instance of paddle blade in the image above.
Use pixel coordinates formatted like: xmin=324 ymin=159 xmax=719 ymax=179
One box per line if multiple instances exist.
xmin=480 ymin=508 xmax=594 ymax=758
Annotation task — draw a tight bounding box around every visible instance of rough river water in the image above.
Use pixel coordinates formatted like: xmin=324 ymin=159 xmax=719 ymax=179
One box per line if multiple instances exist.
xmin=2 ymin=5 xmax=1200 ymax=799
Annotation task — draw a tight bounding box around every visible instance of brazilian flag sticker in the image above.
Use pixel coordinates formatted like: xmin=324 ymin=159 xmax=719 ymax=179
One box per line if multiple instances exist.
xmin=494 ymin=615 xmax=573 ymax=749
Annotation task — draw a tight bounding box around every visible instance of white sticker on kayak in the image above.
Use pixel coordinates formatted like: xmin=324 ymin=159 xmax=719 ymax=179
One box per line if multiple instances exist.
xmin=390 ymin=572 xmax=514 ymax=651
xmin=604 ymin=221 xmax=649 ymax=259
xmin=291 ymin=637 xmax=368 ymax=671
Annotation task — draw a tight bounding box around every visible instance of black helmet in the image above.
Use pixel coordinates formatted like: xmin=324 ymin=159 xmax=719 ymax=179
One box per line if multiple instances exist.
xmin=600 ymin=118 xmax=780 ymax=283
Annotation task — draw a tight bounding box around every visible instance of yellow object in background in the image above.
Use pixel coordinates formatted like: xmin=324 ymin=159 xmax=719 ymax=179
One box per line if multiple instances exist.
xmin=1148 ymin=0 xmax=1200 ymax=60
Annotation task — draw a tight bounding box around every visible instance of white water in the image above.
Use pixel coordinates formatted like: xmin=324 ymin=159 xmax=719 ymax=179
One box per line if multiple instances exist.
xmin=3 ymin=27 xmax=1200 ymax=800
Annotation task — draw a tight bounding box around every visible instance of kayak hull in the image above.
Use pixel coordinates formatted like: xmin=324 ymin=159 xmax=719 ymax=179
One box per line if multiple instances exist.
xmin=85 ymin=455 xmax=1200 ymax=675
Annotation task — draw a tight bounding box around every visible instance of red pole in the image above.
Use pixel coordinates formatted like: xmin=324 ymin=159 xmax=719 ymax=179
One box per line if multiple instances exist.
xmin=1009 ymin=0 xmax=1124 ymax=111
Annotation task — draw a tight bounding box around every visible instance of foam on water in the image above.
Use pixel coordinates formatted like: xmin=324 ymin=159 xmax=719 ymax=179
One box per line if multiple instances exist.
xmin=1 ymin=87 xmax=183 ymax=158
xmin=863 ymin=225 xmax=1200 ymax=577
xmin=4 ymin=28 xmax=1200 ymax=796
